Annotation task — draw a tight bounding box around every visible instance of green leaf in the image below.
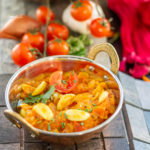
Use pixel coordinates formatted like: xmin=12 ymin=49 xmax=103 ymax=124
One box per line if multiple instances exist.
xmin=48 ymin=123 xmax=51 ymax=131
xmin=92 ymin=103 xmax=96 ymax=107
xmin=42 ymin=85 xmax=55 ymax=104
xmin=62 ymin=80 xmax=67 ymax=85
xmin=59 ymin=111 xmax=62 ymax=117
xmin=67 ymin=36 xmax=85 ymax=55
xmin=24 ymin=85 xmax=55 ymax=104
xmin=90 ymin=108 xmax=93 ymax=113
xmin=70 ymin=48 xmax=86 ymax=56
xmin=24 ymin=94 xmax=42 ymax=104
xmin=58 ymin=126 xmax=61 ymax=131
xmin=79 ymin=34 xmax=93 ymax=46
xmin=64 ymin=113 xmax=67 ymax=119
xmin=85 ymin=108 xmax=89 ymax=112
xmin=61 ymin=122 xmax=65 ymax=129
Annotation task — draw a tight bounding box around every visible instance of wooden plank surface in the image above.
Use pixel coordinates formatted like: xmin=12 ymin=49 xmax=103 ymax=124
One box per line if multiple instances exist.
xmin=0 ymin=74 xmax=12 ymax=106
xmin=104 ymin=138 xmax=130 ymax=150
xmin=102 ymin=112 xmax=127 ymax=138
xmin=0 ymin=143 xmax=20 ymax=150
xmin=77 ymin=138 xmax=104 ymax=150
xmin=0 ymin=107 xmax=20 ymax=143
xmin=24 ymin=143 xmax=48 ymax=150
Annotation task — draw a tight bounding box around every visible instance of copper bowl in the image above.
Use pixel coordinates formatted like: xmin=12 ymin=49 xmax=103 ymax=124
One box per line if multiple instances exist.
xmin=4 ymin=43 xmax=123 ymax=144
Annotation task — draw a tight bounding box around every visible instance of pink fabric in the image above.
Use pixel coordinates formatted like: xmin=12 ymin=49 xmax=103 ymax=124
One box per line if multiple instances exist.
xmin=108 ymin=0 xmax=150 ymax=78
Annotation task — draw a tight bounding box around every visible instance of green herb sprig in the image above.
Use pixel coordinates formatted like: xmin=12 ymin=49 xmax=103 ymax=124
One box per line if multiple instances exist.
xmin=24 ymin=85 xmax=55 ymax=104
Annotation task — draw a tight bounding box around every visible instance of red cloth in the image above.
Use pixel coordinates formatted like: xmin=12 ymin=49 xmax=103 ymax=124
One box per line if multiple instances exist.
xmin=108 ymin=0 xmax=150 ymax=78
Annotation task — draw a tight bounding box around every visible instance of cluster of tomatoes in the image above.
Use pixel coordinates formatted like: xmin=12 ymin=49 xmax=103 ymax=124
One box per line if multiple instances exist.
xmin=71 ymin=0 xmax=112 ymax=37
xmin=12 ymin=6 xmax=70 ymax=67
xmin=12 ymin=0 xmax=112 ymax=67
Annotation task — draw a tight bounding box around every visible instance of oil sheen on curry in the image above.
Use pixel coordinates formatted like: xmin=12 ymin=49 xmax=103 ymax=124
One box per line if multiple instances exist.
xmin=10 ymin=64 xmax=120 ymax=133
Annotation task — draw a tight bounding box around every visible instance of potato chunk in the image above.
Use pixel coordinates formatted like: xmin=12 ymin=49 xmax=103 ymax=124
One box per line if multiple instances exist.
xmin=32 ymin=81 xmax=47 ymax=96
xmin=66 ymin=109 xmax=90 ymax=121
xmin=33 ymin=103 xmax=53 ymax=120
xmin=98 ymin=91 xmax=109 ymax=103
xmin=57 ymin=94 xmax=75 ymax=110
xmin=22 ymin=84 xmax=35 ymax=94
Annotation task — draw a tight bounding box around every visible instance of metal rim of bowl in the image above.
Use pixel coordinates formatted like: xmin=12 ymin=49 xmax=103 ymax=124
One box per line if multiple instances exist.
xmin=5 ymin=55 xmax=124 ymax=137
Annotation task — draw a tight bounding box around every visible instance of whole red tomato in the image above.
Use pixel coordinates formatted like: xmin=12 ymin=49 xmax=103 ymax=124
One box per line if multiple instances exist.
xmin=89 ymin=17 xmax=112 ymax=37
xmin=47 ymin=39 xmax=69 ymax=56
xmin=36 ymin=6 xmax=55 ymax=24
xmin=11 ymin=43 xmax=36 ymax=66
xmin=71 ymin=0 xmax=92 ymax=21
xmin=47 ymin=23 xmax=69 ymax=40
xmin=21 ymin=31 xmax=44 ymax=52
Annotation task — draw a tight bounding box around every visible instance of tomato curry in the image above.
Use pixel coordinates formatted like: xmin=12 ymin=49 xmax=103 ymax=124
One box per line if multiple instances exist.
xmin=10 ymin=65 xmax=120 ymax=133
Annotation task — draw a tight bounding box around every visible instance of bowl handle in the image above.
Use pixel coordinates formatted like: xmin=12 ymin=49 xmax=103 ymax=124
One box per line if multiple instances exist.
xmin=4 ymin=109 xmax=39 ymax=136
xmin=88 ymin=43 xmax=120 ymax=74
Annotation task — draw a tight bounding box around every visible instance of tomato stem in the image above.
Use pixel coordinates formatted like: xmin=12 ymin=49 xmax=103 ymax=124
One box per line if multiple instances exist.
xmin=29 ymin=47 xmax=43 ymax=58
xmin=29 ymin=28 xmax=39 ymax=35
xmin=74 ymin=1 xmax=83 ymax=8
xmin=43 ymin=0 xmax=51 ymax=57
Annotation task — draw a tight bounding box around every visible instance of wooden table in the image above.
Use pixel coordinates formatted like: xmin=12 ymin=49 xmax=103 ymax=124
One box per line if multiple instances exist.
xmin=1 ymin=0 xmax=150 ymax=150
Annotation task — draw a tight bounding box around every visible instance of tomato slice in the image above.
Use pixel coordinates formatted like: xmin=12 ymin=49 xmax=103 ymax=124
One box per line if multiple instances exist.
xmin=49 ymin=71 xmax=78 ymax=93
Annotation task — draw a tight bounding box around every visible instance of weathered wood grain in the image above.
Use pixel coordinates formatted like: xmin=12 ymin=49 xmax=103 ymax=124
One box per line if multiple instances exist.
xmin=0 ymin=39 xmax=19 ymax=74
xmin=102 ymin=112 xmax=127 ymax=138
xmin=144 ymin=111 xmax=150 ymax=134
xmin=118 ymin=72 xmax=141 ymax=108
xmin=23 ymin=128 xmax=41 ymax=143
xmin=125 ymin=104 xmax=150 ymax=144
xmin=0 ymin=74 xmax=12 ymax=106
xmin=133 ymin=140 xmax=150 ymax=150
xmin=50 ymin=144 xmax=75 ymax=150
xmin=24 ymin=143 xmax=48 ymax=150
xmin=135 ymin=80 xmax=150 ymax=111
xmin=77 ymin=138 xmax=104 ymax=150
xmin=1 ymin=0 xmax=25 ymax=27
xmin=0 ymin=143 xmax=20 ymax=150
xmin=0 ymin=107 xmax=20 ymax=143
xmin=0 ymin=0 xmax=26 ymax=74
xmin=24 ymin=1 xmax=43 ymax=18
xmin=104 ymin=138 xmax=130 ymax=150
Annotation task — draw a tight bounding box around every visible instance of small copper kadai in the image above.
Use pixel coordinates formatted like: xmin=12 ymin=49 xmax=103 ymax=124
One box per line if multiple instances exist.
xmin=4 ymin=43 xmax=123 ymax=144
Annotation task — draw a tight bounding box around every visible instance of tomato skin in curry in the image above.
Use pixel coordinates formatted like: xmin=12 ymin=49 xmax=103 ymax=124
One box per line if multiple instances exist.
xmin=10 ymin=66 xmax=119 ymax=133
xmin=49 ymin=71 xmax=78 ymax=93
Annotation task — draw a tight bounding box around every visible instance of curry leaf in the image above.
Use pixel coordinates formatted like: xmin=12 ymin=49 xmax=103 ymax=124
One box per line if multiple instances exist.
xmin=61 ymin=122 xmax=65 ymax=129
xmin=62 ymin=80 xmax=67 ymax=85
xmin=24 ymin=85 xmax=55 ymax=104
xmin=48 ymin=123 xmax=51 ymax=131
xmin=24 ymin=94 xmax=42 ymax=104
xmin=42 ymin=85 xmax=55 ymax=104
